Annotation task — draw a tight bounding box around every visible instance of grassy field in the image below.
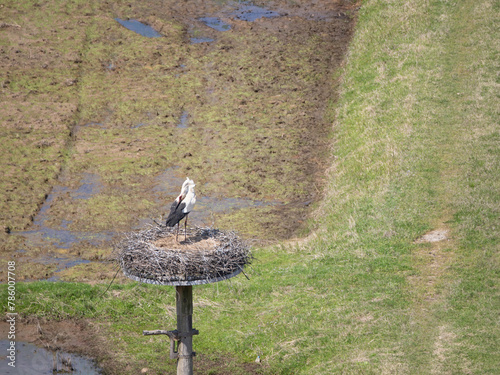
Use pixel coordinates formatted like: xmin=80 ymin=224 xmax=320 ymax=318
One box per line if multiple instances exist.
xmin=2 ymin=0 xmax=499 ymax=374
xmin=311 ymin=0 xmax=499 ymax=373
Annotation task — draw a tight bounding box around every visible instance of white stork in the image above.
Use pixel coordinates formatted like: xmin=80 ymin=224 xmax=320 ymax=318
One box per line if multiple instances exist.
xmin=165 ymin=177 xmax=196 ymax=241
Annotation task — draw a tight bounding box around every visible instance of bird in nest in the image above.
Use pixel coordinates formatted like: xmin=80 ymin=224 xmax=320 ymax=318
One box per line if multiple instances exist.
xmin=166 ymin=177 xmax=196 ymax=241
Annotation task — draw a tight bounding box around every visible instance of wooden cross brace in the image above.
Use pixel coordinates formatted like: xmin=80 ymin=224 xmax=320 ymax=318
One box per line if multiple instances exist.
xmin=143 ymin=329 xmax=199 ymax=359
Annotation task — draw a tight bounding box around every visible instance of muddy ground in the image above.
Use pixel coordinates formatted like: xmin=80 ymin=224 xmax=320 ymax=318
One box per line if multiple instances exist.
xmin=1 ymin=0 xmax=355 ymax=373
xmin=0 ymin=319 xmax=263 ymax=374
xmin=0 ymin=0 xmax=355 ymax=282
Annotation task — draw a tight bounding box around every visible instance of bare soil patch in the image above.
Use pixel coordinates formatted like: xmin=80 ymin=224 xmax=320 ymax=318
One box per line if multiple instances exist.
xmin=415 ymin=228 xmax=449 ymax=243
xmin=0 ymin=319 xmax=263 ymax=374
xmin=153 ymin=236 xmax=220 ymax=251
xmin=0 ymin=319 xmax=115 ymax=372
xmin=409 ymin=222 xmax=457 ymax=372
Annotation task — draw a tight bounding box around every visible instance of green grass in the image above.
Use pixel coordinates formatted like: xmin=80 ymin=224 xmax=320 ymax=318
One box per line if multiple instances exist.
xmin=314 ymin=0 xmax=499 ymax=373
xmin=2 ymin=0 xmax=499 ymax=374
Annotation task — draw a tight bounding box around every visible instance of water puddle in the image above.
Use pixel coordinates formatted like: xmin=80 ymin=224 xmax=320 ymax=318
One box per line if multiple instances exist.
xmin=32 ymin=173 xmax=101 ymax=229
xmin=74 ymin=109 xmax=114 ymax=133
xmin=194 ymin=195 xmax=273 ymax=224
xmin=188 ymin=23 xmax=216 ymax=44
xmin=194 ymin=3 xmax=279 ymax=42
xmin=153 ymin=167 xmax=185 ymax=196
xmin=115 ymin=18 xmax=162 ymax=38
xmin=14 ymin=173 xmax=114 ymax=249
xmin=0 ymin=340 xmax=102 ymax=374
xmin=74 ymin=121 xmax=106 ymax=134
xmin=231 ymin=3 xmax=280 ymax=22
xmin=16 ymin=253 xmax=92 ymax=282
xmin=198 ymin=17 xmax=231 ymax=31
xmin=18 ymin=226 xmax=112 ymax=250
xmin=70 ymin=173 xmax=102 ymax=200
xmin=132 ymin=111 xmax=160 ymax=128
xmin=177 ymin=111 xmax=189 ymax=128
xmin=82 ymin=121 xmax=105 ymax=128
xmin=190 ymin=36 xmax=215 ymax=44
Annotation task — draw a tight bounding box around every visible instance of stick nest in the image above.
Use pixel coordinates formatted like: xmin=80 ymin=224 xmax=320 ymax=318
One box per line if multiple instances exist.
xmin=116 ymin=225 xmax=252 ymax=284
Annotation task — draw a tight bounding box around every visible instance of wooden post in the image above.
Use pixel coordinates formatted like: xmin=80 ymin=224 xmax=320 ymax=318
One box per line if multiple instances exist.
xmin=143 ymin=286 xmax=198 ymax=374
xmin=176 ymin=285 xmax=194 ymax=375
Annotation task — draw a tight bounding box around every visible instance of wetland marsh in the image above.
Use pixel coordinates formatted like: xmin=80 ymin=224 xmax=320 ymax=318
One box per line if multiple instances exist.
xmin=1 ymin=0 xmax=355 ymax=282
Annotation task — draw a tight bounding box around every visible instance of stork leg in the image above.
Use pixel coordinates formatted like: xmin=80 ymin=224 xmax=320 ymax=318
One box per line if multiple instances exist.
xmin=175 ymin=223 xmax=179 ymax=242
xmin=184 ymin=215 xmax=188 ymax=241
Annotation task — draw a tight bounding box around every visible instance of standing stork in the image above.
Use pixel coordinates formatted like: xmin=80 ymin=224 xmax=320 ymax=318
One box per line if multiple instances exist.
xmin=166 ymin=177 xmax=196 ymax=241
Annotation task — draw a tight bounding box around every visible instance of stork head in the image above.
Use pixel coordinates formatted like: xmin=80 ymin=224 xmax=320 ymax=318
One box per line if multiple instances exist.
xmin=186 ymin=178 xmax=195 ymax=190
xmin=179 ymin=177 xmax=195 ymax=198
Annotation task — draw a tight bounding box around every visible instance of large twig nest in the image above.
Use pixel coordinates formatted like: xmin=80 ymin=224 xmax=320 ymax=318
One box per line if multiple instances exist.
xmin=116 ymin=225 xmax=252 ymax=285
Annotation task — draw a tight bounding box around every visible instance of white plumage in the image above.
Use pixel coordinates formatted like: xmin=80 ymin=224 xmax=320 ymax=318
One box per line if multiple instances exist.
xmin=165 ymin=178 xmax=196 ymax=241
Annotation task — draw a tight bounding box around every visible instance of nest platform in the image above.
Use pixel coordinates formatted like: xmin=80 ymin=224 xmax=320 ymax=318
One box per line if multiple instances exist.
xmin=117 ymin=225 xmax=251 ymax=286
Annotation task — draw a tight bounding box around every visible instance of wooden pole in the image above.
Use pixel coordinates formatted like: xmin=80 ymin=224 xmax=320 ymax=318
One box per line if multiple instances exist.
xmin=176 ymin=285 xmax=193 ymax=375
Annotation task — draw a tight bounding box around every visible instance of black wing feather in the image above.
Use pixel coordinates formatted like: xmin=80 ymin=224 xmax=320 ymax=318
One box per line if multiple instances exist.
xmin=165 ymin=201 xmax=187 ymax=227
